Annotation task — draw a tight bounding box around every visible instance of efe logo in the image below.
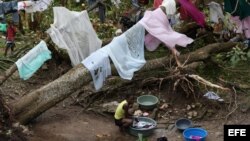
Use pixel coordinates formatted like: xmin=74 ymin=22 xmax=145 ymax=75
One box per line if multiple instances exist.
xmin=224 ymin=125 xmax=250 ymax=141
xmin=228 ymin=129 xmax=246 ymax=136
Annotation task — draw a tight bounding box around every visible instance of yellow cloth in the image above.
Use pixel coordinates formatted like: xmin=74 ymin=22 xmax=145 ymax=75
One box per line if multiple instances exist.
xmin=114 ymin=100 xmax=127 ymax=120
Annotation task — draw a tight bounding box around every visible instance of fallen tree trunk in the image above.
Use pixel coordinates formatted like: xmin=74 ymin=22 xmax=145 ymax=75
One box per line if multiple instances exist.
xmin=11 ymin=42 xmax=236 ymax=124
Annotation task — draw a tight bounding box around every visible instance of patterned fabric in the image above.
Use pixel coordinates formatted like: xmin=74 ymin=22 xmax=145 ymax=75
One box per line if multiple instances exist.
xmin=101 ymin=23 xmax=145 ymax=80
xmin=82 ymin=49 xmax=111 ymax=91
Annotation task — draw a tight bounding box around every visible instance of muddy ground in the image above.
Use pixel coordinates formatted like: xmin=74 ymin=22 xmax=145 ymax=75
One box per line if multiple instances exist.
xmin=1 ymin=58 xmax=250 ymax=141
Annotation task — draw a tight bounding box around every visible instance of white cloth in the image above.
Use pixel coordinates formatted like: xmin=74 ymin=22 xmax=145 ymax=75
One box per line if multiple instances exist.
xmin=47 ymin=7 xmax=102 ymax=66
xmin=18 ymin=1 xmax=34 ymax=11
xmin=102 ymin=23 xmax=145 ymax=80
xmin=208 ymin=1 xmax=224 ymax=23
xmin=24 ymin=0 xmax=53 ymax=13
xmin=82 ymin=49 xmax=111 ymax=91
xmin=15 ymin=40 xmax=52 ymax=80
xmin=160 ymin=0 xmax=176 ymax=16
xmin=204 ymin=91 xmax=224 ymax=102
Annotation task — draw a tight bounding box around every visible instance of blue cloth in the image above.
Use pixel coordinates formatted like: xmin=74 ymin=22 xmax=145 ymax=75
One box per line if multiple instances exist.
xmin=0 ymin=1 xmax=19 ymax=23
xmin=15 ymin=40 xmax=52 ymax=80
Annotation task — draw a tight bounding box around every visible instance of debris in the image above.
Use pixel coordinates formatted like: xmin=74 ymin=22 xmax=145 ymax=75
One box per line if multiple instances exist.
xmin=191 ymin=104 xmax=196 ymax=108
xmin=193 ymin=111 xmax=198 ymax=117
xmin=134 ymin=110 xmax=143 ymax=116
xmin=187 ymin=105 xmax=191 ymax=110
xmin=204 ymin=91 xmax=224 ymax=102
xmin=160 ymin=103 xmax=169 ymax=110
xmin=143 ymin=112 xmax=149 ymax=117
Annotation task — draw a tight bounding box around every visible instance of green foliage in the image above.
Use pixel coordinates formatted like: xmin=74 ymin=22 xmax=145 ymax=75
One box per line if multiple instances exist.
xmin=225 ymin=45 xmax=250 ymax=67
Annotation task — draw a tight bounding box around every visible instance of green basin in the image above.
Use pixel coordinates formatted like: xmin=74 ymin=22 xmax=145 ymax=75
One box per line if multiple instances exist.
xmin=137 ymin=95 xmax=159 ymax=110
xmin=128 ymin=117 xmax=157 ymax=137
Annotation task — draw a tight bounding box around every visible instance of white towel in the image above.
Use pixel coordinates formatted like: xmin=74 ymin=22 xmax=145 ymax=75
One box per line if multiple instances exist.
xmin=102 ymin=23 xmax=146 ymax=80
xmin=15 ymin=40 xmax=52 ymax=80
xmin=82 ymin=49 xmax=111 ymax=91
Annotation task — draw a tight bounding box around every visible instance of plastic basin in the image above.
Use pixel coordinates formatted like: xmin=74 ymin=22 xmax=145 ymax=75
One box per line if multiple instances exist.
xmin=128 ymin=117 xmax=157 ymax=137
xmin=137 ymin=95 xmax=159 ymax=110
xmin=175 ymin=118 xmax=192 ymax=131
xmin=183 ymin=128 xmax=208 ymax=141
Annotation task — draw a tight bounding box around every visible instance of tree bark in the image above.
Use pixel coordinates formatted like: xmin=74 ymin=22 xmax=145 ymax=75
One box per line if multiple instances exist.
xmin=11 ymin=42 xmax=236 ymax=124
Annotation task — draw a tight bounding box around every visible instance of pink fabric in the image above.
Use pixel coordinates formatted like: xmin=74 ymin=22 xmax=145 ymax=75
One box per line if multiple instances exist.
xmin=231 ymin=16 xmax=250 ymax=38
xmin=242 ymin=16 xmax=250 ymax=39
xmin=178 ymin=0 xmax=205 ymax=27
xmin=153 ymin=0 xmax=163 ymax=9
xmin=139 ymin=8 xmax=194 ymax=51
xmin=230 ymin=16 xmax=243 ymax=34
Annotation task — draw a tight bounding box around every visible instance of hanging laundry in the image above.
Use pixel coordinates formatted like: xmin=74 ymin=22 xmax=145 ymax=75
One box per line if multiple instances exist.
xmin=230 ymin=16 xmax=250 ymax=39
xmin=82 ymin=49 xmax=111 ymax=90
xmin=160 ymin=0 xmax=176 ymax=16
xmin=242 ymin=16 xmax=250 ymax=39
xmin=101 ymin=23 xmax=145 ymax=80
xmin=208 ymin=1 xmax=224 ymax=23
xmin=24 ymin=0 xmax=53 ymax=13
xmin=139 ymin=8 xmax=193 ymax=51
xmin=230 ymin=16 xmax=243 ymax=35
xmin=47 ymin=7 xmax=102 ymax=66
xmin=224 ymin=0 xmax=250 ymax=20
xmin=0 ymin=1 xmax=19 ymax=23
xmin=178 ymin=0 xmax=205 ymax=27
xmin=153 ymin=0 xmax=163 ymax=9
xmin=18 ymin=1 xmax=34 ymax=11
xmin=0 ymin=22 xmax=6 ymax=32
xmin=15 ymin=40 xmax=52 ymax=80
xmin=160 ymin=0 xmax=177 ymax=26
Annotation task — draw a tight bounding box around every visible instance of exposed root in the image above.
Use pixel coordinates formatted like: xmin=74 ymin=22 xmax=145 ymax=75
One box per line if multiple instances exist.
xmin=187 ymin=74 xmax=230 ymax=91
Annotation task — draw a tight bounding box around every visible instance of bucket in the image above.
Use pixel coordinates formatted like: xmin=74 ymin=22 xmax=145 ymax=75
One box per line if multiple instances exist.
xmin=183 ymin=128 xmax=207 ymax=141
